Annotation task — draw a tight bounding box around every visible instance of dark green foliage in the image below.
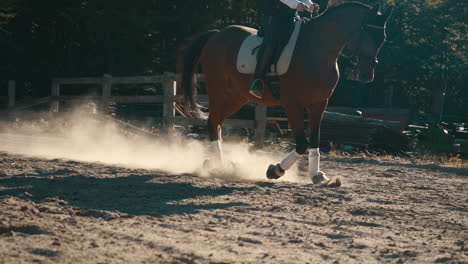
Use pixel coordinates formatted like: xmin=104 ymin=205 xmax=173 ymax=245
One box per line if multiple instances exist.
xmin=0 ymin=0 xmax=466 ymax=119
xmin=369 ymin=126 xmax=414 ymax=154
xmin=417 ymin=124 xmax=457 ymax=153
xmin=331 ymin=0 xmax=467 ymax=120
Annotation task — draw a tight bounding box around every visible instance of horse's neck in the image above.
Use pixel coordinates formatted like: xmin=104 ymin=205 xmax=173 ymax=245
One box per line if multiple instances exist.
xmin=302 ymin=6 xmax=368 ymax=59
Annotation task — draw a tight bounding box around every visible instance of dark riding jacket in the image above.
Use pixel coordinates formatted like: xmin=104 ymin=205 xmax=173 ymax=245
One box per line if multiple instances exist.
xmin=259 ymin=0 xmax=297 ymax=17
xmin=257 ymin=0 xmax=296 ymax=53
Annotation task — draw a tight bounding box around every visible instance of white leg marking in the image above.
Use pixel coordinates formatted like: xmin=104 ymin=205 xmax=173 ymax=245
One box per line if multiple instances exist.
xmin=308 ymin=148 xmax=320 ymax=175
xmin=309 ymin=148 xmax=328 ymax=182
xmin=280 ymin=150 xmax=301 ymax=171
xmin=210 ymin=140 xmax=223 ymax=161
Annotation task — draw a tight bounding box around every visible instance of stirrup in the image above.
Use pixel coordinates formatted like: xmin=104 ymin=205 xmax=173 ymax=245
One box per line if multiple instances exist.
xmin=249 ymin=79 xmax=264 ymax=99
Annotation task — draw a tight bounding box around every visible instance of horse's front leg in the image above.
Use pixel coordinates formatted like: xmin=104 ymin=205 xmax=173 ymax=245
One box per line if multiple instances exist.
xmin=307 ymin=100 xmax=329 ymax=184
xmin=267 ymin=105 xmax=308 ymax=179
xmin=203 ymin=117 xmax=224 ymax=169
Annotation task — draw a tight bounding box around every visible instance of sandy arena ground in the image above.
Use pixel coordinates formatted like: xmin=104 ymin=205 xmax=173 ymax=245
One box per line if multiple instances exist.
xmin=0 ymin=118 xmax=466 ymax=263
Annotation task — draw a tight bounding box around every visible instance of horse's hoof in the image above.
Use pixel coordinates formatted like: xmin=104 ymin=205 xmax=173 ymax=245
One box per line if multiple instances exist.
xmin=312 ymin=171 xmax=329 ymax=184
xmin=266 ymin=163 xmax=285 ymax=180
xmin=322 ymin=177 xmax=342 ymax=188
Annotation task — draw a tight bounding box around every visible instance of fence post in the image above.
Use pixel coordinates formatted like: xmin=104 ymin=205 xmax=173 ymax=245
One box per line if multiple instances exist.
xmin=255 ymin=105 xmax=267 ymax=148
xmin=101 ymin=74 xmax=112 ymax=114
xmin=163 ymin=72 xmax=176 ymax=132
xmin=102 ymin=74 xmax=112 ymax=96
xmin=7 ymin=80 xmax=15 ymax=120
xmin=50 ymin=79 xmax=60 ymax=113
xmin=8 ymin=80 xmax=15 ymax=109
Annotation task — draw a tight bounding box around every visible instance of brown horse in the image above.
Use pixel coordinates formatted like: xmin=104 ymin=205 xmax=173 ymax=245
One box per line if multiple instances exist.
xmin=178 ymin=2 xmax=393 ymax=182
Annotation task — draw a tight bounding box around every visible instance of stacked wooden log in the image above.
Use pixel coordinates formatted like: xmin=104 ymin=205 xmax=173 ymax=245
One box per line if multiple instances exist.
xmin=320 ymin=112 xmax=411 ymax=153
xmin=321 ymin=111 xmax=400 ymax=146
xmin=273 ymin=111 xmax=410 ymax=153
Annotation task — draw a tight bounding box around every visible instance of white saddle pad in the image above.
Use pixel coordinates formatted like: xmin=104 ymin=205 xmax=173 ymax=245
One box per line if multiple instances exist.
xmin=237 ymin=20 xmax=302 ymax=76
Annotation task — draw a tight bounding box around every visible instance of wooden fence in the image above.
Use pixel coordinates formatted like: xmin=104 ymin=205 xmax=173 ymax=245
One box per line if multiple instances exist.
xmin=48 ymin=73 xmax=268 ymax=147
xmin=5 ymin=74 xmax=437 ymax=149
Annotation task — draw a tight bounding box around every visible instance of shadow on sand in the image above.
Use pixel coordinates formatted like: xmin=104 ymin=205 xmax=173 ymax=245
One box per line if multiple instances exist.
xmin=0 ymin=172 xmax=249 ymax=217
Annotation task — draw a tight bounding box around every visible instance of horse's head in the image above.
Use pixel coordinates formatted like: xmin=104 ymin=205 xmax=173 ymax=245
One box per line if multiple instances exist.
xmin=346 ymin=4 xmax=393 ymax=83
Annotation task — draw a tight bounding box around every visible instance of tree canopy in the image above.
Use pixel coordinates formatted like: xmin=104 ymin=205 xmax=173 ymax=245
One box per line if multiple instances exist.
xmin=0 ymin=0 xmax=466 ymax=119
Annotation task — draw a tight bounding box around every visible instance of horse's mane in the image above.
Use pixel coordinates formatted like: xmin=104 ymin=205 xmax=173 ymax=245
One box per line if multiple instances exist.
xmin=308 ymin=1 xmax=372 ymax=22
xmin=326 ymin=1 xmax=372 ymax=12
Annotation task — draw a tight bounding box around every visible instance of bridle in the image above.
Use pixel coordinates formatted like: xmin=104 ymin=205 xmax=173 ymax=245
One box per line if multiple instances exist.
xmin=346 ymin=15 xmax=386 ymax=68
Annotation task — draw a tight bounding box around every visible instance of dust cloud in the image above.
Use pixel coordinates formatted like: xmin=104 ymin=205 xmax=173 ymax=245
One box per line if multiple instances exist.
xmin=0 ymin=108 xmax=303 ymax=183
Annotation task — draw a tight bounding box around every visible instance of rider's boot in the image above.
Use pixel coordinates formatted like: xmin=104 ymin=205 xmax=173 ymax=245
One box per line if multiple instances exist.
xmin=249 ymin=45 xmax=275 ymax=99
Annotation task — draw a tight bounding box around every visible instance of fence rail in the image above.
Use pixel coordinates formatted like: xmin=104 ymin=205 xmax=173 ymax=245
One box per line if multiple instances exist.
xmin=46 ymin=73 xmax=268 ymax=147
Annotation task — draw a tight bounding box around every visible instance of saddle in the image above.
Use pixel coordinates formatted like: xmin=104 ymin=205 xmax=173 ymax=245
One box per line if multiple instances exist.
xmin=237 ymin=20 xmax=302 ymax=76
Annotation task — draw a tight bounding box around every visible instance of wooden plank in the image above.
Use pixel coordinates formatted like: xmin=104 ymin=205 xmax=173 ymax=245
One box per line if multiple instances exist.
xmin=170 ymin=116 xmax=207 ymax=127
xmin=163 ymin=72 xmax=176 ymax=132
xmin=170 ymin=116 xmax=255 ymax=128
xmin=54 ymin=76 xmax=165 ymax=85
xmin=112 ymin=96 xmax=164 ymax=103
xmin=177 ymin=94 xmax=209 ymax=104
xmin=52 ymin=95 xmax=186 ymax=104
xmin=53 ymin=96 xmax=166 ymax=104
xmin=198 ymin=95 xmax=209 ymax=103
xmin=267 ymin=117 xmax=288 ymax=121
xmin=52 ymin=74 xmax=199 ymax=86
xmin=102 ymin=75 xmax=112 ymax=96
xmin=50 ymin=80 xmax=60 ymax=113
xmin=0 ymin=97 xmax=52 ymax=120
xmin=268 ymin=112 xmax=399 ymax=127
xmin=100 ymin=75 xmax=112 ymax=114
xmin=110 ymin=75 xmax=164 ymax=84
xmin=101 ymin=115 xmax=158 ymax=138
xmin=255 ymin=105 xmax=267 ymax=148
xmin=174 ymin=104 xmax=188 ymax=117
xmin=54 ymin=78 xmax=102 ymax=85
xmin=327 ymin=106 xmax=410 ymax=115
xmin=12 ymin=97 xmax=52 ymax=111
xmin=224 ymin=118 xmax=256 ymax=128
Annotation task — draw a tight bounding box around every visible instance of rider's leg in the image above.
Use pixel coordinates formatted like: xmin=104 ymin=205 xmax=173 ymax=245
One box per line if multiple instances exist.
xmin=250 ymin=16 xmax=294 ymax=99
xmin=249 ymin=43 xmax=275 ymax=98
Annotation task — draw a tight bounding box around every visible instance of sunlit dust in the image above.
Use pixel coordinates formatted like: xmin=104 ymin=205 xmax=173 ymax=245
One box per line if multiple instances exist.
xmin=0 ymin=108 xmax=305 ymax=183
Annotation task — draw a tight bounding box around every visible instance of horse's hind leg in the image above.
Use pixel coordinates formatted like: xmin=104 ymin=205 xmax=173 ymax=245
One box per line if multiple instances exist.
xmin=206 ymin=87 xmax=248 ymax=164
xmin=207 ymin=115 xmax=223 ymax=161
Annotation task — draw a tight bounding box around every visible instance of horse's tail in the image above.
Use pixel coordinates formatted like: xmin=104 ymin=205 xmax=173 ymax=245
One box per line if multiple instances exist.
xmin=177 ymin=30 xmax=219 ymax=119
